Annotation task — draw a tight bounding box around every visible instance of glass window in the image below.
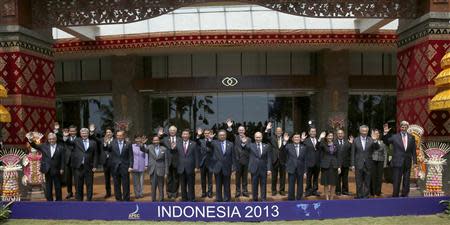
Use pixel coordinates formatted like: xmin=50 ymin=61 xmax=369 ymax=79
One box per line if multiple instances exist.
xmin=193 ymin=94 xmax=218 ymax=130
xmin=168 ymin=95 xmax=193 ymax=130
xmin=243 ymin=92 xmax=268 ymax=135
xmin=81 ymin=58 xmax=100 ymax=80
xmin=55 ymin=61 xmax=63 ymax=82
xmin=242 ymin=52 xmax=266 ymax=76
xmin=63 ymin=60 xmax=81 ymax=81
xmin=101 ymin=57 xmax=112 ymax=80
xmin=168 ymin=54 xmax=191 ymax=77
xmin=217 ymin=52 xmax=241 ymax=76
xmin=349 ymin=52 xmax=362 ymax=75
xmin=363 ymin=52 xmax=382 ymax=75
xmin=291 ymin=52 xmax=311 ymax=75
xmin=267 ymin=52 xmax=290 ymax=75
xmin=217 ymin=92 xmax=243 ymax=128
xmin=150 ymin=56 xmax=168 ymax=78
xmin=192 ymin=53 xmax=216 ymax=77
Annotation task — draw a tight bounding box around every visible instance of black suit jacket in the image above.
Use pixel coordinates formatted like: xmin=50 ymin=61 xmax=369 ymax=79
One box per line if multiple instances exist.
xmin=104 ymin=139 xmax=134 ymax=172
xmin=171 ymin=140 xmax=199 ymax=174
xmin=196 ymin=138 xmax=213 ymax=169
xmin=63 ymin=135 xmax=77 ymax=166
xmin=351 ymin=136 xmax=378 ymax=170
xmin=227 ymin=129 xmax=251 ymax=166
xmin=207 ymin=139 xmax=235 ymax=176
xmin=319 ymin=142 xmax=340 ymax=169
xmin=387 ymin=133 xmax=417 ymax=168
xmin=65 ymin=137 xmax=98 ymax=169
xmin=161 ymin=135 xmax=182 ymax=167
xmin=244 ymin=142 xmax=272 ymax=175
xmin=30 ymin=142 xmax=65 ymax=175
xmin=335 ymin=139 xmax=351 ymax=167
xmin=265 ymin=132 xmax=286 ymax=165
xmin=282 ymin=143 xmax=307 ymax=175
xmin=304 ymin=137 xmax=321 ymax=167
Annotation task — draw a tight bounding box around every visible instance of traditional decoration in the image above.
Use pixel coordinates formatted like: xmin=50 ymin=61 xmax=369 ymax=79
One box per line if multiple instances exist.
xmin=407 ymin=124 xmax=426 ymax=179
xmin=422 ymin=142 xmax=450 ymax=197
xmin=0 ymin=147 xmax=27 ymax=201
xmin=115 ymin=119 xmax=132 ymax=132
xmin=430 ymin=51 xmax=450 ymax=111
xmin=22 ymin=132 xmax=44 ymax=187
xmin=31 ymin=0 xmax=420 ymax=28
xmin=0 ymin=83 xmax=11 ymax=123
xmin=328 ymin=114 xmax=345 ymax=130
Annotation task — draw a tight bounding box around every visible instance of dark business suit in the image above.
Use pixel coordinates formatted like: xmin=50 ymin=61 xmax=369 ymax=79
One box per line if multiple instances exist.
xmin=196 ymin=137 xmax=213 ymax=196
xmin=207 ymin=139 xmax=235 ymax=202
xmin=104 ymin=139 xmax=133 ymax=201
xmin=387 ymin=132 xmax=417 ymax=197
xmin=141 ymin=144 xmax=169 ymax=201
xmin=304 ymin=137 xmax=321 ymax=195
xmin=335 ymin=139 xmax=351 ymax=194
xmin=100 ymin=138 xmax=113 ymax=197
xmin=171 ymin=140 xmax=199 ymax=201
xmin=63 ymin=135 xmax=76 ymax=196
xmin=244 ymin=142 xmax=272 ymax=201
xmin=351 ymin=136 xmax=378 ymax=199
xmin=282 ymin=143 xmax=307 ymax=200
xmin=30 ymin=141 xmax=65 ymax=201
xmin=265 ymin=132 xmax=286 ymax=195
xmin=65 ymin=137 xmax=98 ymax=201
xmin=160 ymin=135 xmax=181 ymax=198
xmin=227 ymin=130 xmax=250 ymax=196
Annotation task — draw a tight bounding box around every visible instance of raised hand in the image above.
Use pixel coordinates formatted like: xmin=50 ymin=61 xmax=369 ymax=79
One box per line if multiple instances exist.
xmin=141 ymin=135 xmax=148 ymax=144
xmin=301 ymin=132 xmax=307 ymax=142
xmin=283 ymin=132 xmax=290 ymax=142
xmin=196 ymin=127 xmax=203 ymax=137
xmin=349 ymin=135 xmax=354 ymax=144
xmin=383 ymin=123 xmax=391 ymax=135
xmin=171 ymin=142 xmax=177 ymax=149
xmin=319 ymin=131 xmax=326 ymax=141
xmin=266 ymin=122 xmax=272 ymax=131
xmin=157 ymin=127 xmax=164 ymax=137
xmin=371 ymin=130 xmax=377 ymax=140
xmin=89 ymin=124 xmax=96 ymax=132
xmin=63 ymin=129 xmax=69 ymax=137
xmin=226 ymin=118 xmax=233 ymax=128
xmin=54 ymin=122 xmax=60 ymax=130
xmin=241 ymin=136 xmax=248 ymax=144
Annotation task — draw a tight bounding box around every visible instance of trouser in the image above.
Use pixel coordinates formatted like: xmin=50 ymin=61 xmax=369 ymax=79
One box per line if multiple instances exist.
xmin=150 ymin=173 xmax=165 ymax=202
xmin=215 ymin=171 xmax=231 ymax=202
xmin=235 ymin=163 xmax=249 ymax=194
xmin=355 ymin=164 xmax=371 ymax=199
xmin=166 ymin=164 xmax=179 ymax=197
xmin=74 ymin=165 xmax=94 ymax=201
xmin=103 ymin=161 xmax=112 ymax=195
xmin=179 ymin=171 xmax=195 ymax=201
xmin=370 ymin=161 xmax=384 ymax=196
xmin=288 ymin=171 xmax=304 ymax=200
xmin=132 ymin=171 xmax=144 ymax=198
xmin=200 ymin=165 xmax=212 ymax=195
xmin=251 ymin=172 xmax=267 ymax=201
xmin=271 ymin=162 xmax=286 ymax=193
xmin=113 ymin=164 xmax=131 ymax=201
xmin=44 ymin=173 xmax=62 ymax=201
xmin=336 ymin=166 xmax=349 ymax=194
xmin=305 ymin=166 xmax=320 ymax=194
xmin=392 ymin=164 xmax=411 ymax=197
xmin=64 ymin=164 xmax=74 ymax=195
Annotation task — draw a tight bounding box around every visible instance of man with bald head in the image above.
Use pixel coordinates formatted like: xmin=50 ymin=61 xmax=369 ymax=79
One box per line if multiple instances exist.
xmin=28 ymin=132 xmax=65 ymax=201
xmin=158 ymin=126 xmax=181 ymax=199
xmin=242 ymin=132 xmax=272 ymax=201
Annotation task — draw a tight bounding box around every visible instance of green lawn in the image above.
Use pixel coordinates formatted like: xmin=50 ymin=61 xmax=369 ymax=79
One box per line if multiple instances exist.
xmin=2 ymin=215 xmax=449 ymax=225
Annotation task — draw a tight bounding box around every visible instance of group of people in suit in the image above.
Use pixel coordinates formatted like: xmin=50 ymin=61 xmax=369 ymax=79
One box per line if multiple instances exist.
xmin=27 ymin=119 xmax=417 ymax=202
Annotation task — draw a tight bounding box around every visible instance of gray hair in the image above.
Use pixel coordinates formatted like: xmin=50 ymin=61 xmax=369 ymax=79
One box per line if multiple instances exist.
xmin=400 ymin=121 xmax=409 ymax=126
xmin=168 ymin=126 xmax=177 ymax=132
xmin=359 ymin=125 xmax=369 ymax=130
xmin=47 ymin=133 xmax=56 ymax=139
xmin=80 ymin=128 xmax=89 ymax=133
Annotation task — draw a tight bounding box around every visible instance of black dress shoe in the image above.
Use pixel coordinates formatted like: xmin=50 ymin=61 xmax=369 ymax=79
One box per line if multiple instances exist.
xmin=235 ymin=193 xmax=241 ymax=198
xmin=314 ymin=191 xmax=321 ymax=196
xmin=335 ymin=191 xmax=341 ymax=196
xmin=342 ymin=191 xmax=351 ymax=195
xmin=272 ymin=191 xmax=277 ymax=196
xmin=104 ymin=194 xmax=112 ymax=199
xmin=207 ymin=193 xmax=213 ymax=198
xmin=201 ymin=193 xmax=207 ymax=198
xmin=304 ymin=193 xmax=312 ymax=197
xmin=279 ymin=191 xmax=286 ymax=196
xmin=243 ymin=192 xmax=249 ymax=197
xmin=65 ymin=193 xmax=73 ymax=199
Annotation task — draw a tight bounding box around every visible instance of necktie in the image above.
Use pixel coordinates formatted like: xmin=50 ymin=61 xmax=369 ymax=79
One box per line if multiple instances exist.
xmin=402 ymin=133 xmax=407 ymax=150
xmin=295 ymin=144 xmax=299 ymax=157
xmin=155 ymin=145 xmax=160 ymax=156
xmin=340 ymin=140 xmax=343 ymax=146
xmin=222 ymin=141 xmax=226 ymax=155
xmin=258 ymin=143 xmax=262 ymax=156
xmin=83 ymin=140 xmax=88 ymax=151
xmin=312 ymin=138 xmax=316 ymax=146
xmin=51 ymin=144 xmax=56 ymax=157
xmin=119 ymin=141 xmax=123 ymax=154
xmin=184 ymin=141 xmax=188 ymax=154
xmin=361 ymin=137 xmax=366 ymax=151
xmin=278 ymin=137 xmax=282 ymax=148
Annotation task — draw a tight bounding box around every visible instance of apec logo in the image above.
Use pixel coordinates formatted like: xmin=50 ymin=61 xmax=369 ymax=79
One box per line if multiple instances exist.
xmin=128 ymin=204 xmax=141 ymax=220
xmin=221 ymin=77 xmax=238 ymax=87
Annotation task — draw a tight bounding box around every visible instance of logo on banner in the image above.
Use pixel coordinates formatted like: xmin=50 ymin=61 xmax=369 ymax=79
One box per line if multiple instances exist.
xmin=128 ymin=204 xmax=141 ymax=220
xmin=296 ymin=202 xmax=321 ymax=217
xmin=222 ymin=77 xmax=238 ymax=87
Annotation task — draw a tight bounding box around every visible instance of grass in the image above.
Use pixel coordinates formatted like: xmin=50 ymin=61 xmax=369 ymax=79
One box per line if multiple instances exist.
xmin=2 ymin=215 xmax=449 ymax=225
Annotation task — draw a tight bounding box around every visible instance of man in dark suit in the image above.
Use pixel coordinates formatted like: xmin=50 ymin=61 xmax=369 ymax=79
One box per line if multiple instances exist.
xmin=159 ymin=126 xmax=181 ymax=199
xmin=386 ymin=121 xmax=417 ymax=197
xmin=29 ymin=132 xmax=65 ymax=201
xmin=100 ymin=128 xmax=114 ymax=199
xmin=264 ymin=123 xmax=287 ymax=196
xmin=335 ymin=128 xmax=352 ymax=196
xmin=282 ymin=132 xmax=308 ymax=200
xmin=207 ymin=129 xmax=235 ymax=202
xmin=304 ymin=127 xmax=322 ymax=197
xmin=63 ymin=128 xmax=98 ymax=201
xmin=242 ymin=132 xmax=272 ymax=201
xmin=170 ymin=129 xmax=199 ymax=202
xmin=104 ymin=130 xmax=133 ymax=201
xmin=351 ymin=125 xmax=379 ymax=199
xmin=62 ymin=125 xmax=77 ymax=199
xmin=226 ymin=119 xmax=250 ymax=198
xmin=195 ymin=128 xmax=213 ymax=198
xmin=141 ymin=135 xmax=169 ymax=202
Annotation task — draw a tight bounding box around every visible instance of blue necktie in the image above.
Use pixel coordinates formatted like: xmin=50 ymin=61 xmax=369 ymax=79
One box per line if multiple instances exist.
xmin=155 ymin=146 xmax=160 ymax=156
xmin=119 ymin=141 xmax=123 ymax=154
xmin=222 ymin=141 xmax=226 ymax=155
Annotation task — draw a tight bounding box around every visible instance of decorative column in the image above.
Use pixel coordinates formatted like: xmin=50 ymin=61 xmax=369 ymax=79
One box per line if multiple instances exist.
xmin=0 ymin=1 xmax=55 ymax=147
